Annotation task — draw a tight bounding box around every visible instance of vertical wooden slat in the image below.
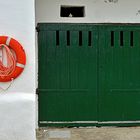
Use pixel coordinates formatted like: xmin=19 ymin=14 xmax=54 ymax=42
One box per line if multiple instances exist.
xmin=46 ymin=31 xmax=56 ymax=89
xmin=69 ymin=31 xmax=79 ymax=89
xmin=114 ymin=30 xmax=120 ymax=48
xmin=59 ymin=31 xmax=69 ymax=89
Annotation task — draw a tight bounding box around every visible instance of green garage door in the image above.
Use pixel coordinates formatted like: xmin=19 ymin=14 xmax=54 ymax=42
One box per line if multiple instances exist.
xmin=38 ymin=24 xmax=140 ymax=127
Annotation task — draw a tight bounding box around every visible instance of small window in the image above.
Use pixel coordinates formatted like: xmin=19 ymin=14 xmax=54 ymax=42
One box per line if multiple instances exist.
xmin=60 ymin=5 xmax=85 ymax=17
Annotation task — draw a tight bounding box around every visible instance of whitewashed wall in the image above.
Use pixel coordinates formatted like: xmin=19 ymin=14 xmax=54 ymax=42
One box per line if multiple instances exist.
xmin=36 ymin=0 xmax=140 ymax=23
xmin=0 ymin=0 xmax=35 ymax=140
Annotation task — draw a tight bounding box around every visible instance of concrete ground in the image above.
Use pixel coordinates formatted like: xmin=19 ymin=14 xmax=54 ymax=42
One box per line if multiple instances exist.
xmin=37 ymin=127 xmax=140 ymax=140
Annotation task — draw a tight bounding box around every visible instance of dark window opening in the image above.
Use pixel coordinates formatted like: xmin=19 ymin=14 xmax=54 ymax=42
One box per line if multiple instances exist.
xmin=60 ymin=6 xmax=85 ymax=17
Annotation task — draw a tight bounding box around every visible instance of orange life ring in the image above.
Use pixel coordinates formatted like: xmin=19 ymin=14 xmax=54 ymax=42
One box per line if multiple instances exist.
xmin=0 ymin=36 xmax=26 ymax=82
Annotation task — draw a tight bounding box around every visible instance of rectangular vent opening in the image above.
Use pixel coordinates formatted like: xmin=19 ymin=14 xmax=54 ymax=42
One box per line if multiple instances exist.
xmin=67 ymin=31 xmax=70 ymax=46
xmin=130 ymin=31 xmax=134 ymax=47
xmin=79 ymin=31 xmax=82 ymax=46
xmin=56 ymin=31 xmax=59 ymax=46
xmin=111 ymin=31 xmax=114 ymax=47
xmin=120 ymin=31 xmax=124 ymax=46
xmin=88 ymin=31 xmax=92 ymax=46
xmin=60 ymin=5 xmax=85 ymax=17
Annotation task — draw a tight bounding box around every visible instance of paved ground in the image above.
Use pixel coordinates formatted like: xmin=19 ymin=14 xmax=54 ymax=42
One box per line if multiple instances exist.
xmin=37 ymin=127 xmax=140 ymax=140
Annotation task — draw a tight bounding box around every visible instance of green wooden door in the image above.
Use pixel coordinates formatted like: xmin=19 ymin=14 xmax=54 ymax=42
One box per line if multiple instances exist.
xmin=38 ymin=24 xmax=140 ymax=127
xmin=99 ymin=25 xmax=140 ymax=126
xmin=38 ymin=24 xmax=98 ymax=127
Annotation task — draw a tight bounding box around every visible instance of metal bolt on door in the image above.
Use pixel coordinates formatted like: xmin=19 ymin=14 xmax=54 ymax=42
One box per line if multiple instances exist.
xmin=38 ymin=23 xmax=140 ymax=127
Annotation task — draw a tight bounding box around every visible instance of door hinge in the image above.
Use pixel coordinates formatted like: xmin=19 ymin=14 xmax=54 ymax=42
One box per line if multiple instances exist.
xmin=36 ymin=88 xmax=39 ymax=95
xmin=36 ymin=26 xmax=40 ymax=32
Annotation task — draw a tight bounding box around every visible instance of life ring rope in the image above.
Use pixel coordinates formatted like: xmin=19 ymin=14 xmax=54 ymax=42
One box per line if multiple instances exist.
xmin=0 ymin=36 xmax=26 ymax=82
xmin=0 ymin=78 xmax=14 ymax=91
xmin=0 ymin=44 xmax=16 ymax=77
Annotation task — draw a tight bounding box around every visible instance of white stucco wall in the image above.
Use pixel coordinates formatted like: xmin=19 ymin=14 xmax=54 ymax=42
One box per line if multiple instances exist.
xmin=36 ymin=0 xmax=140 ymax=23
xmin=0 ymin=0 xmax=35 ymax=140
